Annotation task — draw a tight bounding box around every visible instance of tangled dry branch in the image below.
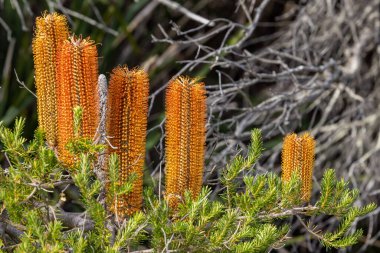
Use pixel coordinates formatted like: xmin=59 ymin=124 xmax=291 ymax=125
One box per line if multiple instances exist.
xmin=148 ymin=1 xmax=380 ymax=251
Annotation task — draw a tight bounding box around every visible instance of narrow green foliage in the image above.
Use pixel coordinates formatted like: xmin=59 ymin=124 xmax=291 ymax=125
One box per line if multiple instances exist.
xmin=317 ymin=169 xmax=375 ymax=215
xmin=209 ymin=209 xmax=239 ymax=246
xmin=67 ymin=231 xmax=88 ymax=253
xmin=0 ymin=118 xmax=27 ymax=165
xmin=108 ymin=153 xmax=120 ymax=195
xmin=246 ymin=224 xmax=287 ymax=252
xmin=221 ymin=129 xmax=263 ymax=207
xmin=0 ymin=125 xmax=375 ymax=252
xmin=72 ymin=153 xmax=109 ymax=247
xmin=16 ymin=211 xmax=64 ymax=253
xmin=245 ymin=128 xmax=264 ymax=167
xmin=281 ymin=170 xmax=303 ymax=208
xmin=107 ymin=153 xmax=138 ymax=197
xmin=65 ymin=106 xmax=104 ymax=164
xmin=223 ymin=129 xmax=263 ymax=181
xmin=73 ymin=106 xmax=83 ymax=137
xmin=0 ymin=119 xmax=61 ymax=222
xmin=109 ymin=212 xmax=147 ymax=251
xmin=237 ymin=173 xmax=279 ymax=215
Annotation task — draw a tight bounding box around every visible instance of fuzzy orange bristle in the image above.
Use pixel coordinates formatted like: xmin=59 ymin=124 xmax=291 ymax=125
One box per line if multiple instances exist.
xmin=165 ymin=76 xmax=206 ymax=208
xmin=281 ymin=132 xmax=315 ymax=202
xmin=106 ymin=66 xmax=149 ymax=217
xmin=299 ymin=133 xmax=315 ymax=201
xmin=33 ymin=12 xmax=69 ymax=146
xmin=189 ymin=82 xmax=207 ymax=198
xmin=56 ymin=36 xmax=99 ymax=167
xmin=281 ymin=133 xmax=300 ymax=182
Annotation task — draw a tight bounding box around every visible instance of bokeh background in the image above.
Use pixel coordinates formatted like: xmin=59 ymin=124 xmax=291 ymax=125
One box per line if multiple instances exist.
xmin=1 ymin=0 xmax=379 ymax=252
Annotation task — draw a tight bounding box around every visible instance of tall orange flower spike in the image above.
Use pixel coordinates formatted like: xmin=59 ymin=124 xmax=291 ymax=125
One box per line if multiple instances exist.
xmin=165 ymin=76 xmax=207 ymax=208
xmin=106 ymin=66 xmax=149 ymax=217
xmin=33 ymin=12 xmax=69 ymax=146
xmin=281 ymin=132 xmax=316 ymax=202
xmin=56 ymin=36 xmax=99 ymax=166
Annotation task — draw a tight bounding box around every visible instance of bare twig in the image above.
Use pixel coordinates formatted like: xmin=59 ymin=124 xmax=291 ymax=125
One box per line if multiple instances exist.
xmin=14 ymin=69 xmax=36 ymax=98
xmin=156 ymin=0 xmax=215 ymax=27
xmin=51 ymin=2 xmax=119 ymax=36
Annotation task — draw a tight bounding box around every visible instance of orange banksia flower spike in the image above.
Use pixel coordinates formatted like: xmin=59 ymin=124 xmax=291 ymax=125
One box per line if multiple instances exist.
xmin=281 ymin=133 xmax=300 ymax=182
xmin=56 ymin=36 xmax=99 ymax=166
xmin=299 ymin=133 xmax=315 ymax=202
xmin=281 ymin=132 xmax=316 ymax=202
xmin=165 ymin=76 xmax=207 ymax=208
xmin=33 ymin=12 xmax=69 ymax=146
xmin=106 ymin=66 xmax=149 ymax=217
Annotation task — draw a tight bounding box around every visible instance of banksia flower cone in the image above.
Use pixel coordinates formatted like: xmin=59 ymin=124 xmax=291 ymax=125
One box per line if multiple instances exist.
xmin=281 ymin=133 xmax=316 ymax=202
xmin=56 ymin=36 xmax=99 ymax=166
xmin=33 ymin=12 xmax=69 ymax=146
xmin=165 ymin=76 xmax=206 ymax=208
xmin=106 ymin=66 xmax=149 ymax=216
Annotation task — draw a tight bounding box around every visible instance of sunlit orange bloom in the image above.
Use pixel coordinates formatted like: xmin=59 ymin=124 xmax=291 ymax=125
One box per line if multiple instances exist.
xmin=56 ymin=36 xmax=99 ymax=167
xmin=106 ymin=66 xmax=149 ymax=217
xmin=33 ymin=12 xmax=69 ymax=146
xmin=281 ymin=132 xmax=315 ymax=202
xmin=165 ymin=76 xmax=206 ymax=208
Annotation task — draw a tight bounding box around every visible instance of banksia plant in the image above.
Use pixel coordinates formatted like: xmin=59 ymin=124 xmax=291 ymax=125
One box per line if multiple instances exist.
xmin=281 ymin=132 xmax=316 ymax=202
xmin=1 ymin=10 xmax=377 ymax=253
xmin=106 ymin=66 xmax=149 ymax=217
xmin=165 ymin=76 xmax=207 ymax=208
xmin=32 ymin=12 xmax=69 ymax=146
xmin=56 ymin=36 xmax=99 ymax=166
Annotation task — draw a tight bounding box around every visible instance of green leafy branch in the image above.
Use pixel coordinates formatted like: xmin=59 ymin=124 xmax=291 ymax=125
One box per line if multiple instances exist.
xmin=0 ymin=120 xmax=376 ymax=252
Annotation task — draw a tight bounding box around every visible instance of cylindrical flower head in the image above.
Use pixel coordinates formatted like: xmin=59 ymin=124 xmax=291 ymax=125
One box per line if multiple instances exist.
xmin=281 ymin=133 xmax=301 ymax=182
xmin=299 ymin=133 xmax=315 ymax=202
xmin=281 ymin=132 xmax=316 ymax=202
xmin=106 ymin=66 xmax=149 ymax=217
xmin=56 ymin=36 xmax=99 ymax=166
xmin=32 ymin=12 xmax=69 ymax=146
xmin=165 ymin=76 xmax=207 ymax=208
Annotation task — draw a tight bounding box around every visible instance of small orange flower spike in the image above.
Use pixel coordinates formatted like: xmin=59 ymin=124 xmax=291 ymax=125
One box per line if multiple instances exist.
xmin=281 ymin=133 xmax=300 ymax=182
xmin=56 ymin=36 xmax=99 ymax=166
xmin=299 ymin=133 xmax=316 ymax=202
xmin=281 ymin=132 xmax=316 ymax=202
xmin=106 ymin=66 xmax=149 ymax=217
xmin=165 ymin=76 xmax=207 ymax=208
xmin=32 ymin=12 xmax=69 ymax=146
